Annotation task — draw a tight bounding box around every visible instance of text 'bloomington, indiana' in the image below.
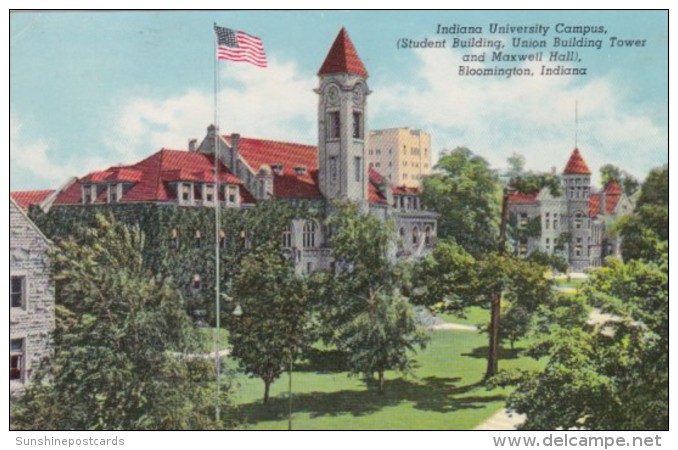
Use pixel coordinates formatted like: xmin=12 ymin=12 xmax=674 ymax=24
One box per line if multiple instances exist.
xmin=395 ymin=22 xmax=648 ymax=78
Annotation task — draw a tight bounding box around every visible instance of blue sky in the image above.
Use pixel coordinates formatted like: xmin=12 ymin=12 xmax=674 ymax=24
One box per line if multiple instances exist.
xmin=10 ymin=10 xmax=668 ymax=190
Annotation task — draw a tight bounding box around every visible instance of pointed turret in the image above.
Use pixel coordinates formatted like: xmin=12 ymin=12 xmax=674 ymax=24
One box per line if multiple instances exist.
xmin=317 ymin=27 xmax=368 ymax=78
xmin=563 ymin=148 xmax=591 ymax=175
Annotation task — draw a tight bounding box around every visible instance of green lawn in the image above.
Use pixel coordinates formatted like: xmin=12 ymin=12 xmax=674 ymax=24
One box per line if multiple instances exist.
xmin=223 ymin=319 xmax=543 ymax=430
xmin=438 ymin=306 xmax=488 ymax=328
xmin=197 ymin=327 xmax=230 ymax=353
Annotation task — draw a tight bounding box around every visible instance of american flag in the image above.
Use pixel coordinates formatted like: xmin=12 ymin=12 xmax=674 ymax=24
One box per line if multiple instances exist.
xmin=214 ymin=25 xmax=268 ymax=68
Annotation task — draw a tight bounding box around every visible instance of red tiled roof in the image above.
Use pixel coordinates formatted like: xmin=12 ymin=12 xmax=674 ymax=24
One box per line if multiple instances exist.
xmin=54 ymin=149 xmax=249 ymax=205
xmin=603 ymin=180 xmax=622 ymax=214
xmin=563 ymin=148 xmax=591 ymax=175
xmin=10 ymin=190 xmax=54 ymax=210
xmin=367 ymin=168 xmax=388 ymax=204
xmin=589 ymin=193 xmax=601 ymax=217
xmin=507 ymin=192 xmax=539 ymax=204
xmin=318 ymin=27 xmax=368 ymax=78
xmin=226 ymin=136 xmax=323 ymax=200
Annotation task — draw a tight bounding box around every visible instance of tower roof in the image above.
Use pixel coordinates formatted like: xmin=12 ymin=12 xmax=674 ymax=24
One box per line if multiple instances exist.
xmin=563 ymin=148 xmax=591 ymax=175
xmin=317 ymin=27 xmax=368 ymax=78
xmin=604 ymin=179 xmax=622 ymax=195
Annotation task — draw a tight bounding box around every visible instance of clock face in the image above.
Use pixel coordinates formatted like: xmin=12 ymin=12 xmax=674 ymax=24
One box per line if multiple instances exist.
xmin=352 ymin=85 xmax=364 ymax=105
xmin=327 ymin=86 xmax=339 ymax=104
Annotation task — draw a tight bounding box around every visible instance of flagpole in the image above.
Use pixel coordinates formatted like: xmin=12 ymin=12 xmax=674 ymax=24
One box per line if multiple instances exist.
xmin=213 ymin=22 xmax=221 ymax=423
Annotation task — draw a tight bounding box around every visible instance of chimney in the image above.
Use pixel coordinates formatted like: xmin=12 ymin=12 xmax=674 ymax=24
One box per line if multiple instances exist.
xmin=271 ymin=163 xmax=283 ymax=175
xmin=230 ymin=133 xmax=240 ymax=171
xmin=188 ymin=138 xmax=197 ymax=152
xmin=294 ymin=165 xmax=307 ymax=177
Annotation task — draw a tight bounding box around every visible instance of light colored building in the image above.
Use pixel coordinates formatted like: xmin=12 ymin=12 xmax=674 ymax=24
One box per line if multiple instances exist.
xmin=14 ymin=28 xmax=438 ymax=284
xmin=507 ymin=148 xmax=634 ymax=272
xmin=9 ymin=197 xmax=54 ymax=394
xmin=367 ymin=128 xmax=432 ymax=188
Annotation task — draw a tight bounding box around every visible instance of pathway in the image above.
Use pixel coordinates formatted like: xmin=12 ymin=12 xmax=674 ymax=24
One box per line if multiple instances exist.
xmin=430 ymin=322 xmax=477 ymax=332
xmin=475 ymin=408 xmax=526 ymax=430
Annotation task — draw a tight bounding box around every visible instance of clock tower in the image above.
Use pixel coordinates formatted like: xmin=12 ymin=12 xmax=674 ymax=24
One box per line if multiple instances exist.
xmin=316 ymin=28 xmax=370 ymax=203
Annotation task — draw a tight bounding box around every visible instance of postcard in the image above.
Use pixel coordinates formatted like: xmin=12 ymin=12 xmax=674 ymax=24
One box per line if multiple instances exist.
xmin=9 ymin=9 xmax=668 ymax=437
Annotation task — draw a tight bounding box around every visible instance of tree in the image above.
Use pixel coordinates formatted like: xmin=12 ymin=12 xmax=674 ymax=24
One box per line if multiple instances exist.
xmin=618 ymin=164 xmax=668 ymax=263
xmin=495 ymin=256 xmax=668 ymax=430
xmin=228 ymin=242 xmax=311 ymax=403
xmin=11 ymin=214 xmax=228 ymax=430
xmin=316 ymin=202 xmax=429 ymax=393
xmin=421 ymin=147 xmax=500 ymax=257
xmin=506 ymin=152 xmax=527 ymax=178
xmin=600 ymin=163 xmax=639 ymax=196
xmin=343 ymin=291 xmax=429 ymax=394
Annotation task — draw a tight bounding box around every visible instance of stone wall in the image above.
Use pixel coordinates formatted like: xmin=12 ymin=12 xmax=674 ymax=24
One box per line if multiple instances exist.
xmin=10 ymin=200 xmax=55 ymax=394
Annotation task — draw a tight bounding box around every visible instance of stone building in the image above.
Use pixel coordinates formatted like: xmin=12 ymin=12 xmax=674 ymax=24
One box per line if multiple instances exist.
xmin=367 ymin=128 xmax=432 ymax=188
xmin=507 ymin=148 xmax=634 ymax=272
xmin=14 ymin=28 xmax=437 ymax=277
xmin=9 ymin=197 xmax=55 ymax=394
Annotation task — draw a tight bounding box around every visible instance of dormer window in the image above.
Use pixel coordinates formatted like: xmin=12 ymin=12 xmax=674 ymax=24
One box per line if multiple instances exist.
xmin=82 ymin=184 xmax=96 ymax=204
xmin=295 ymin=166 xmax=307 ymax=177
xmin=180 ymin=183 xmax=192 ymax=203
xmin=226 ymin=185 xmax=239 ymax=205
xmin=204 ymin=184 xmax=215 ymax=203
xmin=108 ymin=184 xmax=118 ymax=204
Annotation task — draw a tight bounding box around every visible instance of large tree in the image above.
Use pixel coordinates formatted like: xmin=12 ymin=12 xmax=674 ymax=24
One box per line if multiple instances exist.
xmin=495 ymin=255 xmax=668 ymax=430
xmin=599 ymin=163 xmax=640 ymax=197
xmin=228 ymin=242 xmax=312 ymax=403
xmin=421 ymin=147 xmax=500 ymax=257
xmin=315 ymin=202 xmax=429 ymax=393
xmin=618 ymin=164 xmax=668 ymax=263
xmin=11 ymin=214 xmax=228 ymax=430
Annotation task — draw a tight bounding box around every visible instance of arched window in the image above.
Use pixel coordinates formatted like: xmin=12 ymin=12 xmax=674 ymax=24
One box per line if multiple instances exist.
xmin=282 ymin=226 xmax=292 ymax=248
xmin=219 ymin=230 xmax=226 ymax=249
xmin=303 ymin=221 xmax=317 ymax=248
xmin=412 ymin=227 xmax=420 ymax=245
xmin=193 ymin=230 xmax=202 ymax=249
xmin=425 ymin=226 xmax=433 ymax=246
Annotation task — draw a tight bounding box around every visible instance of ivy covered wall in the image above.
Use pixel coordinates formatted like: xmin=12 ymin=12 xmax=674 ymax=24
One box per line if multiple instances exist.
xmin=30 ymin=200 xmax=326 ymax=325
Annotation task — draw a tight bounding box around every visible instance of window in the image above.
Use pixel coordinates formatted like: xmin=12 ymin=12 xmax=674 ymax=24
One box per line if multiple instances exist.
xmin=191 ymin=275 xmax=202 ymax=291
xmin=307 ymin=262 xmax=313 ymax=274
xmin=193 ymin=230 xmax=202 ymax=249
xmin=10 ymin=339 xmax=24 ymax=381
xmin=303 ymin=221 xmax=317 ymax=248
xmin=181 ymin=184 xmax=191 ymax=202
xmin=376 ymin=149 xmax=381 ymax=155
xmin=519 ymin=212 xmax=529 ymax=227
xmin=574 ymin=212 xmax=584 ymax=229
xmin=352 ymin=111 xmax=363 ymax=139
xmin=281 ymin=227 xmax=292 ymax=248
xmin=227 ymin=185 xmax=238 ymax=204
xmin=412 ymin=227 xmax=420 ymax=245
xmin=205 ymin=184 xmax=215 ymax=203
xmin=519 ymin=238 xmax=528 ymax=256
xmin=375 ymin=162 xmax=380 ymax=168
xmin=10 ymin=276 xmax=25 ymax=309
xmin=219 ymin=230 xmax=226 ymax=249
xmin=399 ymin=227 xmax=405 ymax=238
xmin=354 ymin=157 xmax=362 ymax=182
xmin=327 ymin=111 xmax=340 ymax=140
xmin=109 ymin=184 xmax=118 ymax=204
xmin=425 ymin=226 xmax=433 ymax=246
xmin=169 ymin=229 xmax=179 ymax=249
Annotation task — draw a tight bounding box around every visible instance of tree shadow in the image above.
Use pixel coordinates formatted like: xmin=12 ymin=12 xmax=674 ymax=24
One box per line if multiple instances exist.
xmin=462 ymin=345 xmax=525 ymax=360
xmin=295 ymin=348 xmax=348 ymax=373
xmin=235 ymin=375 xmax=504 ymax=427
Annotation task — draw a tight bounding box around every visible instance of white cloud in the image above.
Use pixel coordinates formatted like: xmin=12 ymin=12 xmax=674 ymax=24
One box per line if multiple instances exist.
xmin=371 ymin=49 xmax=667 ymax=186
xmin=10 ymin=113 xmax=107 ymax=188
xmin=105 ymin=57 xmax=317 ymax=162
